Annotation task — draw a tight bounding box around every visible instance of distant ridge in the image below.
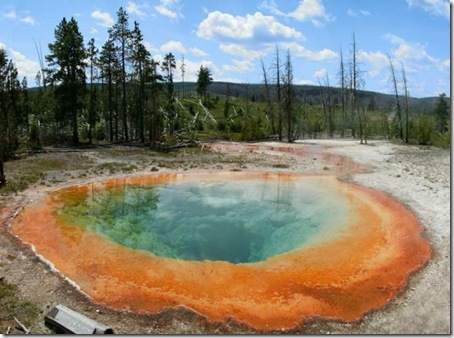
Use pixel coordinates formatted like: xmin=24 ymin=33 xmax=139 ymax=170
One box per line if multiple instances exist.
xmin=173 ymin=81 xmax=446 ymax=114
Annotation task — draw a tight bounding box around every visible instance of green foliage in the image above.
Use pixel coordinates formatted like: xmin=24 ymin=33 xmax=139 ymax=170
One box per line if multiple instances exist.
xmin=46 ymin=17 xmax=87 ymax=144
xmin=413 ymin=113 xmax=435 ymax=145
xmin=434 ymin=93 xmax=449 ymax=133
xmin=29 ymin=117 xmax=42 ymax=150
xmin=95 ymin=122 xmax=106 ymax=141
xmin=430 ymin=120 xmax=450 ymax=148
xmin=241 ymin=116 xmax=268 ymax=141
xmin=196 ymin=65 xmax=213 ymax=104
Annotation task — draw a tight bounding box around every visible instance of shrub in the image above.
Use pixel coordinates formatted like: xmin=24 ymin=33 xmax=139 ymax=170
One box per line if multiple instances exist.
xmin=29 ymin=117 xmax=42 ymax=151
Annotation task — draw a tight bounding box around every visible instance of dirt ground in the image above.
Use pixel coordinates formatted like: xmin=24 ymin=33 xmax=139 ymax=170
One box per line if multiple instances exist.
xmin=0 ymin=139 xmax=450 ymax=334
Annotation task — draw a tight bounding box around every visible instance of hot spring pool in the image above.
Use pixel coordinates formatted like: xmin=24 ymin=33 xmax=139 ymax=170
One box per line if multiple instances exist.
xmin=55 ymin=174 xmax=350 ymax=263
xmin=12 ymin=172 xmax=430 ymax=330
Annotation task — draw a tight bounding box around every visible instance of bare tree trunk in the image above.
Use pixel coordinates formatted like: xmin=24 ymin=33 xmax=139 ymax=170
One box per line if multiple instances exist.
xmin=121 ymin=41 xmax=128 ymax=141
xmin=401 ymin=62 xmax=410 ymax=144
xmin=388 ymin=54 xmax=403 ymax=141
xmin=339 ymin=48 xmax=347 ymax=138
xmin=274 ymin=45 xmax=282 ymax=141
xmin=261 ymin=59 xmax=275 ymax=135
xmin=284 ymin=50 xmax=294 ymax=143
xmin=351 ymin=34 xmax=357 ymax=140
xmin=349 ymin=32 xmax=364 ymax=142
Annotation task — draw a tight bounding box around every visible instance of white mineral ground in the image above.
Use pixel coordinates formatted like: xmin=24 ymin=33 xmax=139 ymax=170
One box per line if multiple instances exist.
xmin=0 ymin=139 xmax=450 ymax=334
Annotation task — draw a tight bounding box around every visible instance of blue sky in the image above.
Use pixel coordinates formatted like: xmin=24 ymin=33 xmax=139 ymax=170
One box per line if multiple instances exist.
xmin=0 ymin=0 xmax=450 ymax=97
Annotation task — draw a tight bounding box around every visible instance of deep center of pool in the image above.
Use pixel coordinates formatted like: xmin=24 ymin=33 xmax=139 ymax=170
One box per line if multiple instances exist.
xmin=55 ymin=177 xmax=350 ymax=263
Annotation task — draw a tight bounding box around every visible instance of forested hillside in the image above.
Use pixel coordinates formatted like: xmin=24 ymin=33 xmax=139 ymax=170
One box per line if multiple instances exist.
xmin=0 ymin=6 xmax=450 ymax=178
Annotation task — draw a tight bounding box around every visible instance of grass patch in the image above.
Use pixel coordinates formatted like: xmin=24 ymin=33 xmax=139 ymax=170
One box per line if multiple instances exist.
xmin=0 ymin=172 xmax=46 ymax=195
xmin=94 ymin=162 xmax=139 ymax=174
xmin=272 ymin=163 xmax=290 ymax=169
xmin=0 ymin=279 xmax=38 ymax=329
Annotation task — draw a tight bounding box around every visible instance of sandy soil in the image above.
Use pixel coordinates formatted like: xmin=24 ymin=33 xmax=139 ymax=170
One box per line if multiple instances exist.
xmin=0 ymin=140 xmax=450 ymax=334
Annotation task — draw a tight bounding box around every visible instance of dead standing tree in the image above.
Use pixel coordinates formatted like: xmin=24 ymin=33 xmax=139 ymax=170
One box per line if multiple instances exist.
xmin=349 ymin=32 xmax=366 ymax=144
xmin=273 ymin=45 xmax=283 ymax=141
xmin=319 ymin=73 xmax=334 ymax=138
xmin=401 ymin=62 xmax=410 ymax=143
xmin=338 ymin=47 xmax=347 ymax=138
xmin=387 ymin=53 xmax=403 ymax=141
xmin=261 ymin=59 xmax=276 ymax=136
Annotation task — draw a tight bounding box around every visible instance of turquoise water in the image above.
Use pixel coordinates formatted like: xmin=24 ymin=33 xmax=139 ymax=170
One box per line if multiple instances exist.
xmin=57 ymin=176 xmax=349 ymax=263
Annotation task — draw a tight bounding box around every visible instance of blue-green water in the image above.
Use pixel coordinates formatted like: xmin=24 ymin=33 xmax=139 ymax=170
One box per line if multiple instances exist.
xmin=57 ymin=176 xmax=350 ymax=263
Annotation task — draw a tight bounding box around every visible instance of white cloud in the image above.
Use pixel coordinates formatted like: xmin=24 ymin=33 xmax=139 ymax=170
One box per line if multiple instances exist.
xmin=357 ymin=50 xmax=389 ymax=77
xmin=313 ymin=68 xmax=327 ymax=79
xmin=2 ymin=10 xmax=36 ymax=25
xmin=260 ymin=0 xmax=334 ymax=26
xmin=384 ymin=33 xmax=438 ymax=70
xmin=347 ymin=9 xmax=371 ymax=17
xmin=90 ymin=27 xmax=99 ymax=35
xmin=173 ymin=58 xmax=220 ymax=82
xmin=219 ymin=43 xmax=266 ymax=60
xmin=222 ymin=59 xmax=254 ymax=73
xmin=155 ymin=0 xmax=183 ymax=19
xmin=91 ymin=10 xmax=114 ymax=28
xmin=406 ymin=0 xmax=449 ymax=19
xmin=3 ymin=11 xmax=16 ymax=19
xmin=280 ymin=42 xmax=337 ymax=61
xmin=439 ymin=58 xmax=450 ymax=71
xmin=295 ymin=78 xmax=316 ymax=85
xmin=259 ymin=0 xmax=286 ymax=16
xmin=144 ymin=41 xmax=159 ymax=53
xmin=160 ymin=40 xmax=186 ymax=53
xmin=288 ymin=0 xmax=334 ymax=26
xmin=197 ymin=11 xmax=304 ymax=41
xmin=384 ymin=33 xmax=406 ymax=45
xmin=216 ymin=77 xmax=242 ymax=83
xmin=126 ymin=1 xmax=148 ymax=18
xmin=19 ymin=15 xmax=35 ymax=25
xmin=6 ymin=47 xmax=41 ymax=82
xmin=190 ymin=47 xmax=208 ymax=57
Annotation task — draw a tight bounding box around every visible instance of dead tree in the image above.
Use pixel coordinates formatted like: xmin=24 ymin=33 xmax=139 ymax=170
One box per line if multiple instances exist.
xmin=349 ymin=32 xmax=365 ymax=143
xmin=388 ymin=53 xmax=403 ymax=141
xmin=338 ymin=47 xmax=347 ymax=137
xmin=401 ymin=62 xmax=410 ymax=143
xmin=261 ymin=59 xmax=275 ymax=135
xmin=273 ymin=45 xmax=283 ymax=141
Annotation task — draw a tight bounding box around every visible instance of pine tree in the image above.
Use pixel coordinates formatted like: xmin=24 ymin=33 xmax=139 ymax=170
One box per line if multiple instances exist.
xmin=46 ymin=17 xmax=86 ymax=144
xmin=109 ymin=7 xmax=131 ymax=141
xmin=99 ymin=39 xmax=117 ymax=142
xmin=130 ymin=21 xmax=150 ymax=143
xmin=435 ymin=93 xmax=449 ymax=133
xmin=196 ymin=65 xmax=213 ymax=105
xmin=161 ymin=53 xmax=176 ymax=134
xmin=87 ymin=38 xmax=98 ymax=144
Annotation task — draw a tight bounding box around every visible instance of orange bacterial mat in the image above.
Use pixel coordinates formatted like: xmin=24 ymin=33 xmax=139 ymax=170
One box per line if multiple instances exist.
xmin=12 ymin=172 xmax=430 ymax=330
